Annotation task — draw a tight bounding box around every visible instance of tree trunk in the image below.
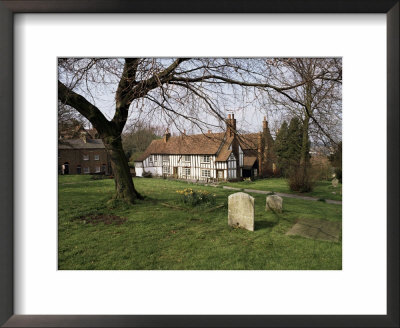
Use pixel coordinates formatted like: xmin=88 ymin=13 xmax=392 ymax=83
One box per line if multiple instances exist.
xmin=301 ymin=81 xmax=312 ymax=166
xmin=300 ymin=116 xmax=310 ymax=166
xmin=103 ymin=136 xmax=143 ymax=204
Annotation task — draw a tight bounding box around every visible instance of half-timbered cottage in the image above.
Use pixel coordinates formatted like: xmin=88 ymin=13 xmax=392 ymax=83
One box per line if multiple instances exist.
xmin=134 ymin=115 xmax=276 ymax=181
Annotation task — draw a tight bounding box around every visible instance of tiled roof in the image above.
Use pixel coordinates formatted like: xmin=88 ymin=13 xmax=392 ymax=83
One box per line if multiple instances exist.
xmin=215 ymin=135 xmax=234 ymax=162
xmin=136 ymin=132 xmax=227 ymax=161
xmin=243 ymin=156 xmax=257 ymax=169
xmin=238 ymin=133 xmax=259 ymax=150
xmin=243 ymin=149 xmax=258 ymax=157
xmin=58 ymin=138 xmax=105 ymax=150
xmin=135 ymin=131 xmax=262 ymax=163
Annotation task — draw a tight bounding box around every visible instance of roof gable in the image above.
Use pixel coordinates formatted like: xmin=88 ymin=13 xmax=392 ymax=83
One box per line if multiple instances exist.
xmin=58 ymin=138 xmax=105 ymax=150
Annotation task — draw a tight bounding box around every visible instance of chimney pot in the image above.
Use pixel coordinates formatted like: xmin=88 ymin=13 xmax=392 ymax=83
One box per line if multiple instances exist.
xmin=228 ymin=114 xmax=231 ymax=119
xmin=208 ymin=130 xmax=211 ymax=134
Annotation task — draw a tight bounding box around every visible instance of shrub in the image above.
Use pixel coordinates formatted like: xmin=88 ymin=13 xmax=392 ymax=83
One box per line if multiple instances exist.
xmin=309 ymin=163 xmax=333 ymax=181
xmin=176 ymin=188 xmax=216 ymax=207
xmin=288 ymin=164 xmax=315 ymax=193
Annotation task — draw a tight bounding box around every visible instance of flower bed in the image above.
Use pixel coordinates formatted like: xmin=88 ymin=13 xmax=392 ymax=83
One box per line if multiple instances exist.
xmin=176 ymin=188 xmax=216 ymax=207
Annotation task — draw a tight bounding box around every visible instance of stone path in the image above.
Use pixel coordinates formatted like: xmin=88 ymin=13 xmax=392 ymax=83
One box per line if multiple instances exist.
xmin=222 ymin=186 xmax=342 ymax=205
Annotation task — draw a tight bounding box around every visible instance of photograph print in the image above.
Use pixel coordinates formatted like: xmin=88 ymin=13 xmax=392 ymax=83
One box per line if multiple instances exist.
xmin=58 ymin=58 xmax=342 ymax=270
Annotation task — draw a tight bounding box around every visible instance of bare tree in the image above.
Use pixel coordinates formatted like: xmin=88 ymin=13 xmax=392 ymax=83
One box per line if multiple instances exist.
xmin=263 ymin=58 xmax=342 ymax=163
xmin=58 ymin=100 xmax=88 ymax=132
xmin=58 ymin=58 xmax=339 ymax=203
xmin=122 ymin=121 xmax=163 ymax=161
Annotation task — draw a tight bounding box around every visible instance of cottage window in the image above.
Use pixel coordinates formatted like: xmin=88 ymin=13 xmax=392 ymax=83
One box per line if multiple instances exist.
xmin=184 ymin=155 xmax=191 ymax=162
xmin=149 ymin=156 xmax=153 ymax=163
xmin=202 ymin=155 xmax=211 ymax=163
xmin=83 ymin=154 xmax=89 ymax=161
xmin=201 ymin=169 xmax=211 ymax=178
xmin=94 ymin=154 xmax=100 ymax=161
xmin=153 ymin=155 xmax=158 ymax=162
xmin=163 ymin=155 xmax=169 ymax=163
xmin=95 ymin=166 xmax=101 ymax=173
xmin=83 ymin=167 xmax=90 ymax=174
xmin=184 ymin=168 xmax=191 ymax=176
xmin=162 ymin=166 xmax=169 ymax=174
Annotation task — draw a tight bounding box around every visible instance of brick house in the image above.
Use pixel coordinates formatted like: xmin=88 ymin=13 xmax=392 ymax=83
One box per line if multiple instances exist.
xmin=58 ymin=132 xmax=111 ymax=175
xmin=134 ymin=115 xmax=276 ymax=181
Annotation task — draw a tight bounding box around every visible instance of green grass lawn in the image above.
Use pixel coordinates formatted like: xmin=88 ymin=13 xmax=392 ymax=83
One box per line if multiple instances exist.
xmin=220 ymin=178 xmax=342 ymax=201
xmin=58 ymin=175 xmax=342 ymax=270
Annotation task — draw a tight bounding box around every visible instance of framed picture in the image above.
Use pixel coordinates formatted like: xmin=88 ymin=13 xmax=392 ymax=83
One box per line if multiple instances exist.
xmin=0 ymin=1 xmax=398 ymax=327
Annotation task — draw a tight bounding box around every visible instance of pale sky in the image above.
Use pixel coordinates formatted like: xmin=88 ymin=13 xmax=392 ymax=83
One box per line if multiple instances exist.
xmin=60 ymin=58 xmax=341 ymax=142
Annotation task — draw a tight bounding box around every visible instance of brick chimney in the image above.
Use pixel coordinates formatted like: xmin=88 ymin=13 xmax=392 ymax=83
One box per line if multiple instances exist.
xmin=163 ymin=129 xmax=171 ymax=143
xmin=257 ymin=132 xmax=263 ymax=174
xmin=226 ymin=113 xmax=237 ymax=137
xmin=263 ymin=116 xmax=268 ymax=132
xmin=261 ymin=116 xmax=276 ymax=176
xmin=226 ymin=114 xmax=240 ymax=177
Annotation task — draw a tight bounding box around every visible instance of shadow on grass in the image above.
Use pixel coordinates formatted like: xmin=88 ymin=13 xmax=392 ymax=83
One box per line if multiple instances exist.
xmin=255 ymin=220 xmax=278 ymax=230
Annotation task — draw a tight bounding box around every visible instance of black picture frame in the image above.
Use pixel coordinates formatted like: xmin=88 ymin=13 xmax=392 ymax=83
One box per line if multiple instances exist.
xmin=0 ymin=1 xmax=398 ymax=327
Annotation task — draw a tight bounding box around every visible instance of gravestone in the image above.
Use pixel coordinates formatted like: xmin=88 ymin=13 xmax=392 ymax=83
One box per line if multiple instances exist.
xmin=286 ymin=218 xmax=341 ymax=243
xmin=228 ymin=192 xmax=254 ymax=231
xmin=266 ymin=195 xmax=283 ymax=213
xmin=332 ymin=178 xmax=339 ymax=188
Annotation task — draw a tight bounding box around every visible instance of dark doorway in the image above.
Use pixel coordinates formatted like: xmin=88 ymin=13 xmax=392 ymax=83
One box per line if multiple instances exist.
xmin=63 ymin=162 xmax=69 ymax=175
xmin=76 ymin=165 xmax=82 ymax=174
xmin=242 ymin=169 xmax=252 ymax=178
xmin=101 ymin=164 xmax=107 ymax=174
xmin=173 ymin=167 xmax=178 ymax=178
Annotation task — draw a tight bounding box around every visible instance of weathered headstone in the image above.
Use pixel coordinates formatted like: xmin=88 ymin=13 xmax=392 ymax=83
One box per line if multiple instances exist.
xmin=228 ymin=192 xmax=254 ymax=231
xmin=266 ymin=195 xmax=283 ymax=213
xmin=332 ymin=178 xmax=339 ymax=188
xmin=286 ymin=218 xmax=341 ymax=243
